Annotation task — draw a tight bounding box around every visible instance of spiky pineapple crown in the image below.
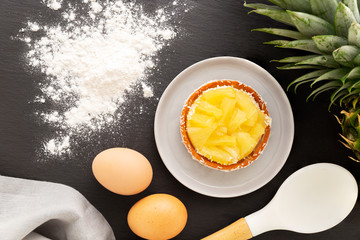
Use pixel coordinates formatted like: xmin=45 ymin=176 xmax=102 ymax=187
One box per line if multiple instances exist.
xmin=245 ymin=0 xmax=360 ymax=108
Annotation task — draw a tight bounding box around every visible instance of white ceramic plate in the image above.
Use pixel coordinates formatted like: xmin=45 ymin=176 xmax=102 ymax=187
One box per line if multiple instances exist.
xmin=154 ymin=56 xmax=294 ymax=198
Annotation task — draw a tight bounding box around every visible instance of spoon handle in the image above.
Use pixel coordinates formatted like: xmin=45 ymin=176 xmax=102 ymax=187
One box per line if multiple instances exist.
xmin=201 ymin=218 xmax=253 ymax=240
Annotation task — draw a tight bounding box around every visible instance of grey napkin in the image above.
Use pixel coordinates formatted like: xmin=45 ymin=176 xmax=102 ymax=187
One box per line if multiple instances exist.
xmin=0 ymin=176 xmax=115 ymax=240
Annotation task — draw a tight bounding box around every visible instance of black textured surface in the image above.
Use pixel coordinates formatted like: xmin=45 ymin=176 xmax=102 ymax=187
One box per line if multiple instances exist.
xmin=1 ymin=0 xmax=360 ymax=239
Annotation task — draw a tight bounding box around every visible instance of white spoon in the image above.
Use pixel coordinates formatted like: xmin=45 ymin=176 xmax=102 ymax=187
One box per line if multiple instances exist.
xmin=202 ymin=163 xmax=358 ymax=240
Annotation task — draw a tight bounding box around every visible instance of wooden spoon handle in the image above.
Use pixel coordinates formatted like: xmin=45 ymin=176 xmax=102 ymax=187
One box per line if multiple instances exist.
xmin=201 ymin=218 xmax=253 ymax=240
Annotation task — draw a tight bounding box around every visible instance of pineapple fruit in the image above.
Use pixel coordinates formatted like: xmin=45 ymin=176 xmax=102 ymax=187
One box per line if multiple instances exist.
xmin=336 ymin=97 xmax=360 ymax=161
xmin=245 ymin=0 xmax=360 ymax=161
xmin=186 ymin=86 xmax=270 ymax=165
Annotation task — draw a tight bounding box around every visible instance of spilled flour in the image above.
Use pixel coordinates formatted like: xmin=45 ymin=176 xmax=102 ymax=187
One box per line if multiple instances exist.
xmin=42 ymin=0 xmax=63 ymax=10
xmin=18 ymin=0 xmax=191 ymax=156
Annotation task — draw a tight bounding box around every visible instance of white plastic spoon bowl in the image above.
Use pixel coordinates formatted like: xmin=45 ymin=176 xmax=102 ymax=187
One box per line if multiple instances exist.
xmin=202 ymin=163 xmax=358 ymax=240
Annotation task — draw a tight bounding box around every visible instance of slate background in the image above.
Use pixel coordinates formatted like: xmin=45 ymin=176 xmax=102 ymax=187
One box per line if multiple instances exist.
xmin=1 ymin=0 xmax=360 ymax=239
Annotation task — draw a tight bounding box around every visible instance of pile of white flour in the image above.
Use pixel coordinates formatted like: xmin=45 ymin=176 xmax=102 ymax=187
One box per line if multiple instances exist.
xmin=18 ymin=0 xmax=190 ymax=156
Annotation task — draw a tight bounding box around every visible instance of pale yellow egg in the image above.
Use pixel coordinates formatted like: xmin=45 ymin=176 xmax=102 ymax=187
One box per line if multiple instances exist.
xmin=92 ymin=148 xmax=153 ymax=195
xmin=128 ymin=194 xmax=188 ymax=240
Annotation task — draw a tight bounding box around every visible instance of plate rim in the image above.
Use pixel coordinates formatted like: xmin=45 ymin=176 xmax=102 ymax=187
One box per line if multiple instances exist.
xmin=154 ymin=56 xmax=294 ymax=198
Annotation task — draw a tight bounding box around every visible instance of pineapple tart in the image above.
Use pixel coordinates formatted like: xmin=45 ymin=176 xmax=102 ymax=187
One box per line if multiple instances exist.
xmin=180 ymin=80 xmax=271 ymax=171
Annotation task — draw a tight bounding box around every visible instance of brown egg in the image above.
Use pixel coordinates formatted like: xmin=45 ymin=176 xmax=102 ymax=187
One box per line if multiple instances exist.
xmin=92 ymin=148 xmax=152 ymax=195
xmin=128 ymin=194 xmax=188 ymax=240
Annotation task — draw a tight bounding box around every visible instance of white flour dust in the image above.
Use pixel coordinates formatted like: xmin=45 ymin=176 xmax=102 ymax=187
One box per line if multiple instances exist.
xmin=43 ymin=0 xmax=63 ymax=10
xmin=18 ymin=0 xmax=191 ymax=157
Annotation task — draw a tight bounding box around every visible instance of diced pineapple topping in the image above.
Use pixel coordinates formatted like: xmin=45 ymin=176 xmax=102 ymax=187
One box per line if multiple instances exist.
xmin=186 ymin=86 xmax=270 ymax=165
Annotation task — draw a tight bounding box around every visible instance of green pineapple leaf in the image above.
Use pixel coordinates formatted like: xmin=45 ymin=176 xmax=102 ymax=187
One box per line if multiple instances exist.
xmin=332 ymin=45 xmax=360 ymax=67
xmin=307 ymin=81 xmax=343 ymax=101
xmin=264 ymin=40 xmax=291 ymax=45
xmin=279 ymin=0 xmax=312 ymax=13
xmin=277 ymin=63 xmax=325 ymax=69
xmin=278 ymin=39 xmax=323 ymax=54
xmin=253 ymin=28 xmax=307 ymax=39
xmin=309 ymin=0 xmax=339 ymax=24
xmin=348 ymin=79 xmax=360 ymax=92
xmin=294 ymin=79 xmax=316 ymax=92
xmin=287 ymin=10 xmax=335 ymax=37
xmin=268 ymin=0 xmax=287 ymax=9
xmin=347 ymin=66 xmax=360 ymax=79
xmin=330 ymin=81 xmax=354 ymax=106
xmin=335 ymin=2 xmax=357 ymax=37
xmin=344 ymin=0 xmax=360 ymax=23
xmin=353 ymin=52 xmax=360 ymax=65
xmin=243 ymin=2 xmax=283 ymax=11
xmin=296 ymin=55 xmax=340 ymax=68
xmin=348 ymin=22 xmax=360 ymax=47
xmin=351 ymin=96 xmax=359 ymax=107
xmin=248 ymin=8 xmax=295 ymax=26
xmin=273 ymin=55 xmax=318 ymax=63
xmin=339 ymin=89 xmax=360 ymax=105
xmin=312 ymin=35 xmax=348 ymax=53
xmin=311 ymin=68 xmax=350 ymax=87
xmin=330 ymin=89 xmax=349 ymax=109
xmin=288 ymin=69 xmax=329 ymax=90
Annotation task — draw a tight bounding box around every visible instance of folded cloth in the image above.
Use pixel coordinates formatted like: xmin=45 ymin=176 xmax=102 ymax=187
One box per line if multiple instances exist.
xmin=0 ymin=176 xmax=115 ymax=240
